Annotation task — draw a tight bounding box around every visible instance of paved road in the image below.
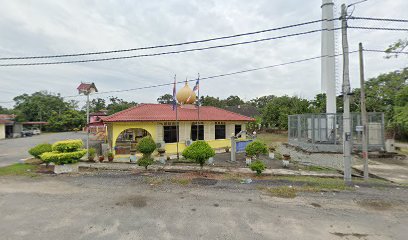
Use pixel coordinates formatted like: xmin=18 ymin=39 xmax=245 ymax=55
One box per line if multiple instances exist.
xmin=0 ymin=132 xmax=86 ymax=167
xmin=0 ymin=173 xmax=406 ymax=240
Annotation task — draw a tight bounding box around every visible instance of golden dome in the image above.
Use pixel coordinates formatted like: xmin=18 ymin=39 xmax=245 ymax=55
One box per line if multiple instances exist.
xmin=176 ymin=82 xmax=196 ymax=104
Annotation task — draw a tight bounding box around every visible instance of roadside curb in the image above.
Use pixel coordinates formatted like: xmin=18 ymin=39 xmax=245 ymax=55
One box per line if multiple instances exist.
xmin=78 ymin=163 xmax=343 ymax=178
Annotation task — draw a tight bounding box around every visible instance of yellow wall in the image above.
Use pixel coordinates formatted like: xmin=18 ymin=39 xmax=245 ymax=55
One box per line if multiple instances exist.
xmin=109 ymin=121 xmax=248 ymax=155
xmin=0 ymin=123 xmax=5 ymax=140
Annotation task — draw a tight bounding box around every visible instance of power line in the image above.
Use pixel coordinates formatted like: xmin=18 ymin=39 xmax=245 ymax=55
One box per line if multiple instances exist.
xmin=350 ymin=16 xmax=408 ymax=23
xmin=364 ymin=49 xmax=408 ymax=54
xmin=0 ymin=28 xmax=338 ymax=67
xmin=0 ymin=19 xmax=329 ymax=61
xmin=349 ymin=26 xmax=408 ymax=31
xmin=66 ymin=51 xmax=358 ymax=98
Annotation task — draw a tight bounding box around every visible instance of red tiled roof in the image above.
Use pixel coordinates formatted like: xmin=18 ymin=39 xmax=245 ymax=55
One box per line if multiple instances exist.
xmin=103 ymin=104 xmax=255 ymax=122
xmin=77 ymin=83 xmax=98 ymax=92
xmin=0 ymin=114 xmax=15 ymax=120
xmin=0 ymin=119 xmax=13 ymax=124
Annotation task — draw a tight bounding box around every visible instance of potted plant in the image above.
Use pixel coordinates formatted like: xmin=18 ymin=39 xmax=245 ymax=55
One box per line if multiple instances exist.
xmin=158 ymin=148 xmax=166 ymax=156
xmin=129 ymin=150 xmax=137 ymax=163
xmin=268 ymin=145 xmax=276 ymax=159
xmin=98 ymin=155 xmax=105 ymax=163
xmin=225 ymin=146 xmax=230 ymax=153
xmin=107 ymin=152 xmax=114 ymax=162
xmin=283 ymin=154 xmax=291 ymax=160
xmin=88 ymin=148 xmax=96 ymax=162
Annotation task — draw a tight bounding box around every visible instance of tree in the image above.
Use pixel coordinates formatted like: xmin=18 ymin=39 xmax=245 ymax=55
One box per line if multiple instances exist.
xmin=249 ymin=95 xmax=276 ymax=110
xmin=224 ymin=95 xmax=244 ymax=107
xmin=157 ymin=94 xmax=174 ymax=104
xmin=89 ymin=98 xmax=106 ymax=112
xmin=385 ymin=39 xmax=408 ymax=58
xmin=106 ymin=97 xmax=137 ymax=115
xmin=13 ymin=91 xmax=70 ymax=122
xmin=47 ymin=110 xmax=86 ymax=132
xmin=200 ymin=95 xmax=225 ymax=108
xmin=262 ymin=96 xmax=310 ymax=129
xmin=0 ymin=106 xmax=10 ymax=114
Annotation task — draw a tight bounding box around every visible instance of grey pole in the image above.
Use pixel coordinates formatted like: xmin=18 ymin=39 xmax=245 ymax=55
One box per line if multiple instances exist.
xmin=230 ymin=135 xmax=236 ymax=162
xmin=341 ymin=4 xmax=352 ymax=182
xmin=86 ymin=93 xmax=90 ymax=158
xmin=359 ymin=42 xmax=369 ymax=179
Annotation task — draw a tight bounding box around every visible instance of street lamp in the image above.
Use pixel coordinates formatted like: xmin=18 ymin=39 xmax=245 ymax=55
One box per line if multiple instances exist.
xmin=77 ymin=82 xmax=98 ymax=157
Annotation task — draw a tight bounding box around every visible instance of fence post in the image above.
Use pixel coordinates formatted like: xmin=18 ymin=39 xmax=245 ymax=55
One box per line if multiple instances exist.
xmin=230 ymin=135 xmax=236 ymax=162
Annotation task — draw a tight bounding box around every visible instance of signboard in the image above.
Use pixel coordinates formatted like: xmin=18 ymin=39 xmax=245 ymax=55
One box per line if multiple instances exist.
xmin=356 ymin=125 xmax=364 ymax=132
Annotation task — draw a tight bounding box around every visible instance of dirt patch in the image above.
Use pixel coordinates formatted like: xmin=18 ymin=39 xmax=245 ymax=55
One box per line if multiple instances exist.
xmin=310 ymin=203 xmax=321 ymax=208
xmin=191 ymin=178 xmax=218 ymax=186
xmin=116 ymin=196 xmax=147 ymax=208
xmin=355 ymin=199 xmax=393 ymax=211
xmin=331 ymin=232 xmax=369 ymax=239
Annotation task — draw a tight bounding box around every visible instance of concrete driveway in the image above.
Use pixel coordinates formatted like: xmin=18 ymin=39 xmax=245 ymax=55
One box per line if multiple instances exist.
xmin=0 ymin=132 xmax=86 ymax=167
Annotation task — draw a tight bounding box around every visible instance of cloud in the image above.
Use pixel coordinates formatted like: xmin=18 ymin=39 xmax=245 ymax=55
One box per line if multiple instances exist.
xmin=0 ymin=0 xmax=407 ymax=109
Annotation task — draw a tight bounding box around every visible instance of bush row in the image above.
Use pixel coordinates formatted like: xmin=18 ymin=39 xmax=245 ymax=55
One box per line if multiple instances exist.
xmin=40 ymin=150 xmax=87 ymax=165
xmin=28 ymin=143 xmax=52 ymax=158
xmin=52 ymin=139 xmax=83 ymax=152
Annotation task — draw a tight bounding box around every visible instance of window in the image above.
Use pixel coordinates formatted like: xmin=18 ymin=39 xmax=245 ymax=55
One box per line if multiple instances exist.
xmin=191 ymin=124 xmax=204 ymax=141
xmin=235 ymin=124 xmax=242 ymax=136
xmin=215 ymin=124 xmax=226 ymax=139
xmin=164 ymin=126 xmax=178 ymax=143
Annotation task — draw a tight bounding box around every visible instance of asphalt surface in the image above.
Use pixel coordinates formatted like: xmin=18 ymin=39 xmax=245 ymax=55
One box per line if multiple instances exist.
xmin=0 ymin=132 xmax=86 ymax=167
xmin=0 ymin=172 xmax=407 ymax=240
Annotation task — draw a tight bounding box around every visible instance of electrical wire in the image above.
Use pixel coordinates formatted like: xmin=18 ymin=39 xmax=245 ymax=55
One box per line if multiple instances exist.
xmin=350 ymin=16 xmax=408 ymax=23
xmin=0 ymin=19 xmax=330 ymax=61
xmin=0 ymin=28 xmax=338 ymax=67
xmin=364 ymin=49 xmax=408 ymax=54
xmin=349 ymin=26 xmax=408 ymax=31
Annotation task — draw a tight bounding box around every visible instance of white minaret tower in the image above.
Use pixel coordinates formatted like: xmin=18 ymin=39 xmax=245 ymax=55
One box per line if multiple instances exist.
xmin=321 ymin=0 xmax=336 ymax=113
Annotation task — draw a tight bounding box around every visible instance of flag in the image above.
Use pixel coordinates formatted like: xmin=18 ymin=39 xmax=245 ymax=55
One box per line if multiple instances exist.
xmin=193 ymin=78 xmax=199 ymax=92
xmin=172 ymin=76 xmax=177 ymax=111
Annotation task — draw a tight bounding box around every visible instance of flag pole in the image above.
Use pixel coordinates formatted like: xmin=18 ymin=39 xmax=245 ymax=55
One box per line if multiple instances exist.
xmin=197 ymin=73 xmax=200 ymax=140
xmin=174 ymin=74 xmax=179 ymax=159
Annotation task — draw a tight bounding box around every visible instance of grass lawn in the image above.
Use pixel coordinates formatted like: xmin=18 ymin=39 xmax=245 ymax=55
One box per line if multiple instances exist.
xmin=0 ymin=163 xmax=39 ymax=177
xmin=256 ymin=133 xmax=288 ymax=145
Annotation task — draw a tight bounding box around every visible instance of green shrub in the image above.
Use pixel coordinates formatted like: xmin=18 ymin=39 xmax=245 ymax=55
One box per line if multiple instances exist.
xmin=249 ymin=160 xmax=266 ymax=175
xmin=137 ymin=156 xmax=154 ymax=170
xmin=52 ymin=139 xmax=83 ymax=152
xmin=40 ymin=150 xmax=87 ymax=165
xmin=274 ymin=151 xmax=283 ymax=160
xmin=136 ymin=136 xmax=156 ymax=157
xmin=28 ymin=143 xmax=52 ymax=158
xmin=245 ymin=140 xmax=268 ymax=158
xmin=88 ymin=148 xmax=96 ymax=159
xmin=182 ymin=141 xmax=215 ymax=168
xmin=108 ymin=152 xmax=114 ymax=158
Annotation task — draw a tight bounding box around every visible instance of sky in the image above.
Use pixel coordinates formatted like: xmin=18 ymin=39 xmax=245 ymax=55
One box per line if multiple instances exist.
xmin=0 ymin=0 xmax=407 ymax=108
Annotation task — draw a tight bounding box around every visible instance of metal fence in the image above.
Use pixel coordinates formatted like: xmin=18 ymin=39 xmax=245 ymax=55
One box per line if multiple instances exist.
xmin=288 ymin=113 xmax=385 ymax=153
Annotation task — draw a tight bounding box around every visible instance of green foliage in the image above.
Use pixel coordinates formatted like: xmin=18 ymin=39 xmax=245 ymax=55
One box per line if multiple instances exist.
xmin=385 ymin=39 xmax=408 ymax=58
xmin=0 ymin=163 xmax=39 ymax=177
xmin=108 ymin=152 xmax=114 ymax=158
xmin=88 ymin=148 xmax=96 ymax=158
xmin=182 ymin=141 xmax=215 ymax=168
xmin=52 ymin=139 xmax=83 ymax=152
xmin=136 ymin=136 xmax=156 ymax=157
xmin=47 ymin=110 xmax=85 ymax=132
xmin=249 ymin=160 xmax=266 ymax=175
xmin=262 ymin=95 xmax=310 ymax=129
xmin=40 ymin=150 xmax=87 ymax=165
xmin=106 ymin=97 xmax=137 ymax=115
xmin=28 ymin=143 xmax=52 ymax=158
xmin=137 ymin=156 xmax=154 ymax=170
xmin=274 ymin=151 xmax=283 ymax=160
xmin=157 ymin=94 xmax=174 ymax=104
xmin=245 ymin=140 xmax=268 ymax=157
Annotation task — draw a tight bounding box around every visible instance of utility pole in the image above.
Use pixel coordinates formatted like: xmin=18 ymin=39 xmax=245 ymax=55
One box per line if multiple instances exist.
xmin=359 ymin=42 xmax=369 ymax=179
xmin=341 ymin=4 xmax=352 ymax=182
xmin=86 ymin=93 xmax=90 ymax=158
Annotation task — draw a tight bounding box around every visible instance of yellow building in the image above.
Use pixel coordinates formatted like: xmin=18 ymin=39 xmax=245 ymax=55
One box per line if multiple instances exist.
xmin=103 ymin=83 xmax=255 ymax=156
xmin=0 ymin=121 xmax=5 ymax=140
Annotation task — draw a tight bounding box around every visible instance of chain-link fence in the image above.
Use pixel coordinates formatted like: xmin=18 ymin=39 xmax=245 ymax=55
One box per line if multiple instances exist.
xmin=288 ymin=113 xmax=385 ymax=153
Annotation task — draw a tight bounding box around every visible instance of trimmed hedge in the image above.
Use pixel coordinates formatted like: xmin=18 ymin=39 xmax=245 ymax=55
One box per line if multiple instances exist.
xmin=40 ymin=150 xmax=87 ymax=165
xmin=52 ymin=139 xmax=83 ymax=152
xmin=182 ymin=141 xmax=215 ymax=168
xmin=245 ymin=140 xmax=268 ymax=158
xmin=137 ymin=156 xmax=154 ymax=170
xmin=28 ymin=143 xmax=52 ymax=158
xmin=249 ymin=160 xmax=266 ymax=175
xmin=136 ymin=136 xmax=156 ymax=156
